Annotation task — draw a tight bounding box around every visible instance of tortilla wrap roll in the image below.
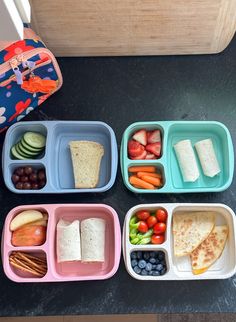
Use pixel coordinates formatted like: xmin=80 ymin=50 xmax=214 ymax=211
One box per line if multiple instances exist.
xmin=174 ymin=139 xmax=200 ymax=182
xmin=56 ymin=219 xmax=81 ymax=262
xmin=81 ymin=218 xmax=105 ymax=262
xmin=195 ymin=138 xmax=220 ymax=177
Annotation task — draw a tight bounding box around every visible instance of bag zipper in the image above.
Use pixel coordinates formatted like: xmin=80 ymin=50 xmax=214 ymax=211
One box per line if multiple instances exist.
xmin=0 ymin=48 xmax=62 ymax=89
xmin=0 ymin=59 xmax=52 ymax=87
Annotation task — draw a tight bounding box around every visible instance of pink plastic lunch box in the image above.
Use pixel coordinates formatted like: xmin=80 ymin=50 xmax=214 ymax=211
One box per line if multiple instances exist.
xmin=2 ymin=204 xmax=121 ymax=282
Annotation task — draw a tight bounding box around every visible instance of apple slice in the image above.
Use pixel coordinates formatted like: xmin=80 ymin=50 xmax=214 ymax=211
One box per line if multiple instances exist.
xmin=10 ymin=210 xmax=44 ymax=231
xmin=133 ymin=129 xmax=147 ymax=146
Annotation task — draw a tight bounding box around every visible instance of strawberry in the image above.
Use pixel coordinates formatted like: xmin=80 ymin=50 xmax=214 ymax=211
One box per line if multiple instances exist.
xmin=130 ymin=150 xmax=147 ymax=160
xmin=128 ymin=140 xmax=145 ymax=157
xmin=145 ymin=153 xmax=156 ymax=160
xmin=146 ymin=142 xmax=161 ymax=157
xmin=132 ymin=129 xmax=147 ymax=146
xmin=147 ymin=130 xmax=161 ymax=144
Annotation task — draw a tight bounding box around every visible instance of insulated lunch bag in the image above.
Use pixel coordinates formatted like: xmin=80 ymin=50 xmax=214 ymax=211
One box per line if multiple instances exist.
xmin=0 ymin=26 xmax=63 ymax=132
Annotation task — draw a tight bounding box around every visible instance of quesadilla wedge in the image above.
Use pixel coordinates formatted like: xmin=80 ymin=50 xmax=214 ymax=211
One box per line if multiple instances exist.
xmin=190 ymin=225 xmax=228 ymax=275
xmin=173 ymin=211 xmax=215 ymax=257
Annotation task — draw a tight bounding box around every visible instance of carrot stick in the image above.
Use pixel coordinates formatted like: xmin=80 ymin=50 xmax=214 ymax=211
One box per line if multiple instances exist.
xmin=129 ymin=175 xmax=155 ymax=189
xmin=141 ymin=175 xmax=162 ymax=187
xmin=137 ymin=172 xmax=162 ymax=179
xmin=128 ymin=166 xmax=156 ymax=173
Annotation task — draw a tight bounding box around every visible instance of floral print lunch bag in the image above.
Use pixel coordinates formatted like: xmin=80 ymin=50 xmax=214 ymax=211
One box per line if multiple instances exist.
xmin=0 ymin=26 xmax=63 ymax=132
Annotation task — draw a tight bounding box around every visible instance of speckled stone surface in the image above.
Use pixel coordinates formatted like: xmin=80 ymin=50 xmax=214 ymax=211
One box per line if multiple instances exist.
xmin=0 ymin=35 xmax=236 ymax=316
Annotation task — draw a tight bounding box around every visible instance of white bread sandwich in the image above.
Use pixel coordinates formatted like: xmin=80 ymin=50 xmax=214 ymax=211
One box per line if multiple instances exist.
xmin=69 ymin=140 xmax=104 ymax=188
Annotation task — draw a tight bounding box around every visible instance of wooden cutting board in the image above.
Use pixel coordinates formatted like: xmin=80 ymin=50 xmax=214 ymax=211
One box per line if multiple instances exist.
xmin=30 ymin=0 xmax=236 ymax=56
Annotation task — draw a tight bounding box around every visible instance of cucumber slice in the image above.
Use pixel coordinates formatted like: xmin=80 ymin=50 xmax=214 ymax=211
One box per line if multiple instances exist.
xmin=21 ymin=138 xmax=43 ymax=152
xmin=23 ymin=132 xmax=46 ymax=149
xmin=15 ymin=144 xmax=31 ymax=158
xmin=18 ymin=141 xmax=40 ymax=156
xmin=11 ymin=146 xmax=27 ymax=160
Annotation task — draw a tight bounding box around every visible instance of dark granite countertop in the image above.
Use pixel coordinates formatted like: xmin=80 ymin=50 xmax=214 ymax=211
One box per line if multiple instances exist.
xmin=0 ymin=35 xmax=236 ymax=316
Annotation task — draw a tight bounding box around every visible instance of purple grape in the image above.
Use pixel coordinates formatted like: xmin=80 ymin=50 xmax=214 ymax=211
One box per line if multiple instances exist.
xmin=24 ymin=166 xmax=33 ymax=175
xmin=22 ymin=182 xmax=31 ymax=190
xmin=15 ymin=167 xmax=24 ymax=176
xmin=31 ymin=183 xmax=39 ymax=190
xmin=20 ymin=176 xmax=29 ymax=183
xmin=15 ymin=182 xmax=23 ymax=189
xmin=29 ymin=173 xmax=37 ymax=182
xmin=11 ymin=174 xmax=20 ymax=184
xmin=37 ymin=169 xmax=46 ymax=181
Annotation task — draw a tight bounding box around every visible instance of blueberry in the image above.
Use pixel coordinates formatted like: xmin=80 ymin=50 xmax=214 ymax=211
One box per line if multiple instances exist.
xmin=138 ymin=259 xmax=147 ymax=269
xmin=161 ymin=268 xmax=167 ymax=275
xmin=133 ymin=266 xmax=141 ymax=274
xmin=137 ymin=251 xmax=142 ymax=259
xmin=155 ymin=259 xmax=160 ymax=264
xmin=131 ymin=252 xmax=137 ymax=259
xmin=149 ymin=258 xmax=156 ymax=264
xmin=152 ymin=264 xmax=156 ymax=270
xmin=157 ymin=252 xmax=165 ymax=261
xmin=153 ymin=271 xmax=160 ymax=276
xmin=131 ymin=259 xmax=138 ymax=267
xmin=141 ymin=269 xmax=148 ymax=276
xmin=148 ymin=271 xmax=153 ymax=276
xmin=146 ymin=263 xmax=152 ymax=271
xmin=143 ymin=252 xmax=150 ymax=260
xmin=150 ymin=251 xmax=157 ymax=258
xmin=156 ymin=264 xmax=163 ymax=272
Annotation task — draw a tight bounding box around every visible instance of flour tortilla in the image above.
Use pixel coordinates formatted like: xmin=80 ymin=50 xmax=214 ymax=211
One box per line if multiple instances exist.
xmin=174 ymin=139 xmax=200 ymax=182
xmin=190 ymin=225 xmax=228 ymax=275
xmin=56 ymin=219 xmax=81 ymax=262
xmin=173 ymin=212 xmax=215 ymax=257
xmin=81 ymin=218 xmax=105 ymax=262
xmin=195 ymin=139 xmax=221 ymax=177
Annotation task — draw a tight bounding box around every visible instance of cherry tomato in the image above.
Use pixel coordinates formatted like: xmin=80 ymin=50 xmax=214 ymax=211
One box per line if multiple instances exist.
xmin=138 ymin=221 xmax=148 ymax=233
xmin=153 ymin=222 xmax=166 ymax=234
xmin=151 ymin=234 xmax=165 ymax=244
xmin=156 ymin=209 xmax=168 ymax=223
xmin=136 ymin=210 xmax=150 ymax=221
xmin=147 ymin=216 xmax=157 ymax=228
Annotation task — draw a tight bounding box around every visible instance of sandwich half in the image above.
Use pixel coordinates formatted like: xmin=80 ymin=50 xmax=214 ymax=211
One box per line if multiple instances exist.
xmin=69 ymin=140 xmax=104 ymax=188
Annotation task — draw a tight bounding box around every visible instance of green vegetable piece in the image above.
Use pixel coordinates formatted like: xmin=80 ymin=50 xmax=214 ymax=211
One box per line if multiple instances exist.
xmin=137 ymin=237 xmax=151 ymax=245
xmin=130 ymin=237 xmax=139 ymax=244
xmin=137 ymin=229 xmax=153 ymax=240
xmin=129 ymin=228 xmax=137 ymax=239
xmin=129 ymin=216 xmax=138 ymax=227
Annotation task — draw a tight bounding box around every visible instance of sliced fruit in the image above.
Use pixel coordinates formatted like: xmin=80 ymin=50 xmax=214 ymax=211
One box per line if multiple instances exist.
xmin=23 ymin=132 xmax=46 ymax=149
xmin=12 ymin=225 xmax=46 ymax=246
xmin=10 ymin=210 xmax=44 ymax=231
xmin=132 ymin=129 xmax=147 ymax=146
xmin=147 ymin=130 xmax=161 ymax=144
xmin=145 ymin=153 xmax=156 ymax=160
xmin=128 ymin=140 xmax=144 ymax=157
xmin=130 ymin=150 xmax=147 ymax=160
xmin=146 ymin=142 xmax=161 ymax=157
